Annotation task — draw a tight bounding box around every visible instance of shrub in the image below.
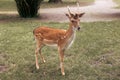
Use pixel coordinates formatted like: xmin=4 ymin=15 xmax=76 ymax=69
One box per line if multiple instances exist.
xmin=15 ymin=0 xmax=43 ymax=18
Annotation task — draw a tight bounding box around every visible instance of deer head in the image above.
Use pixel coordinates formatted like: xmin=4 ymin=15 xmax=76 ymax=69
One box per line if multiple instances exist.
xmin=66 ymin=3 xmax=85 ymax=31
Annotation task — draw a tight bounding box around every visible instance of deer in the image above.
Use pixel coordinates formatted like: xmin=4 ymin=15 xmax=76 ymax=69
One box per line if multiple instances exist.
xmin=33 ymin=4 xmax=85 ymax=75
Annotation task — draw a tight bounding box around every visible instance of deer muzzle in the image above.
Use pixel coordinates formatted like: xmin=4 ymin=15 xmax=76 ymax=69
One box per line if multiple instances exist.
xmin=77 ymin=26 xmax=80 ymax=31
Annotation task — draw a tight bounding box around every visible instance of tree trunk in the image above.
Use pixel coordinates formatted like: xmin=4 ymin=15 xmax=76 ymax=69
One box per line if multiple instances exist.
xmin=48 ymin=0 xmax=62 ymax=3
xmin=15 ymin=0 xmax=43 ymax=18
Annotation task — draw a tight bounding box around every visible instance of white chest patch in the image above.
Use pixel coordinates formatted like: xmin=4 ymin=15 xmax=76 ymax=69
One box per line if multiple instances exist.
xmin=66 ymin=32 xmax=76 ymax=49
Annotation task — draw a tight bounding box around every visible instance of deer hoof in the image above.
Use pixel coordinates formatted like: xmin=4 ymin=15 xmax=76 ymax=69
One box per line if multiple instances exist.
xmin=36 ymin=65 xmax=39 ymax=69
xmin=62 ymin=72 xmax=65 ymax=76
xmin=43 ymin=60 xmax=46 ymax=63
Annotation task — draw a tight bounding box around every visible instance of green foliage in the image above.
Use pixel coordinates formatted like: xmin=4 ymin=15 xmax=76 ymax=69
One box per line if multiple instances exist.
xmin=0 ymin=20 xmax=120 ymax=80
xmin=14 ymin=0 xmax=43 ymax=18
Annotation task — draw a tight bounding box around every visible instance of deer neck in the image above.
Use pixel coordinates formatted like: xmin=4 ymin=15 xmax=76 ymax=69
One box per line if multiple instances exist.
xmin=59 ymin=23 xmax=76 ymax=49
xmin=65 ymin=23 xmax=76 ymax=38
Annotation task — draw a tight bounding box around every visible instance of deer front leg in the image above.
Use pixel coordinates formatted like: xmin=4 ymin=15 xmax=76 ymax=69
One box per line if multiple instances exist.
xmin=35 ymin=42 xmax=46 ymax=69
xmin=58 ymin=47 xmax=65 ymax=75
xmin=39 ymin=48 xmax=46 ymax=63
xmin=35 ymin=47 xmax=40 ymax=69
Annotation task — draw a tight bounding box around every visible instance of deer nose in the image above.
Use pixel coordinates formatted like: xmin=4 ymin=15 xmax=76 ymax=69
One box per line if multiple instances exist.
xmin=77 ymin=27 xmax=80 ymax=30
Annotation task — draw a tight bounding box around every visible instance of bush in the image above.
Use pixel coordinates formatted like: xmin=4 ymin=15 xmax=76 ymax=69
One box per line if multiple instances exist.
xmin=15 ymin=0 xmax=43 ymax=18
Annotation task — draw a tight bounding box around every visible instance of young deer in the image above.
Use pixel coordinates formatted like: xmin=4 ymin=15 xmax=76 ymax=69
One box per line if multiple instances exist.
xmin=33 ymin=5 xmax=85 ymax=75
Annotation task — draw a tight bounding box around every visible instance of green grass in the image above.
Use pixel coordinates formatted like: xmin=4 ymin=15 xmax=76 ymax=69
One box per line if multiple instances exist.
xmin=0 ymin=0 xmax=94 ymax=11
xmin=0 ymin=0 xmax=16 ymax=11
xmin=114 ymin=0 xmax=120 ymax=8
xmin=0 ymin=19 xmax=120 ymax=80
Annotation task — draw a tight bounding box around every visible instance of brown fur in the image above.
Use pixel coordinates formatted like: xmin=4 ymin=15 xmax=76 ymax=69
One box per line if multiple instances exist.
xmin=33 ymin=10 xmax=85 ymax=75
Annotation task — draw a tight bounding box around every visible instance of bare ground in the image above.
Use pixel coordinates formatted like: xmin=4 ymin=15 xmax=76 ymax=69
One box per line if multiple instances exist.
xmin=0 ymin=0 xmax=120 ymax=22
xmin=0 ymin=65 xmax=8 ymax=73
xmin=0 ymin=53 xmax=8 ymax=73
xmin=40 ymin=0 xmax=120 ymax=22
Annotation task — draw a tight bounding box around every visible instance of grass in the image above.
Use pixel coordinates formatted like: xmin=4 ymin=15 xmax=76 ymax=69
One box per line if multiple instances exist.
xmin=114 ymin=0 xmax=120 ymax=8
xmin=0 ymin=0 xmax=94 ymax=11
xmin=0 ymin=19 xmax=120 ymax=80
xmin=0 ymin=0 xmax=16 ymax=11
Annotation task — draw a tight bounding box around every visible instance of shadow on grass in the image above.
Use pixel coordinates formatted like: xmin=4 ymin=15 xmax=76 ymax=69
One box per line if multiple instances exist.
xmin=1 ymin=12 xmax=120 ymax=23
xmin=94 ymin=12 xmax=120 ymax=18
xmin=0 ymin=13 xmax=42 ymax=23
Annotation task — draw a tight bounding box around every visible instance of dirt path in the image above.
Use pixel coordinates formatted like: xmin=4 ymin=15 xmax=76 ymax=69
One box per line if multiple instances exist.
xmin=40 ymin=0 xmax=120 ymax=22
xmin=0 ymin=0 xmax=120 ymax=22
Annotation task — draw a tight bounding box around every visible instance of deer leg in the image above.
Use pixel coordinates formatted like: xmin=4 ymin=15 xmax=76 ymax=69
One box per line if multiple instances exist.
xmin=58 ymin=48 xmax=65 ymax=75
xmin=35 ymin=42 xmax=46 ymax=69
xmin=39 ymin=47 xmax=46 ymax=63
xmin=35 ymin=44 xmax=40 ymax=69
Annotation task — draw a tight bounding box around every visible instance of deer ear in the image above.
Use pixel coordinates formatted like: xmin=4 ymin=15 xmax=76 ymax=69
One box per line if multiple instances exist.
xmin=79 ymin=13 xmax=85 ymax=17
xmin=66 ymin=14 xmax=71 ymax=19
xmin=66 ymin=14 xmax=70 ymax=17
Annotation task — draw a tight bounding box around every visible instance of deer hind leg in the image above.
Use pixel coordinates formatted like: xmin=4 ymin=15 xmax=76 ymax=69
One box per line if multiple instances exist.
xmin=35 ymin=41 xmax=45 ymax=69
xmin=58 ymin=47 xmax=65 ymax=75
